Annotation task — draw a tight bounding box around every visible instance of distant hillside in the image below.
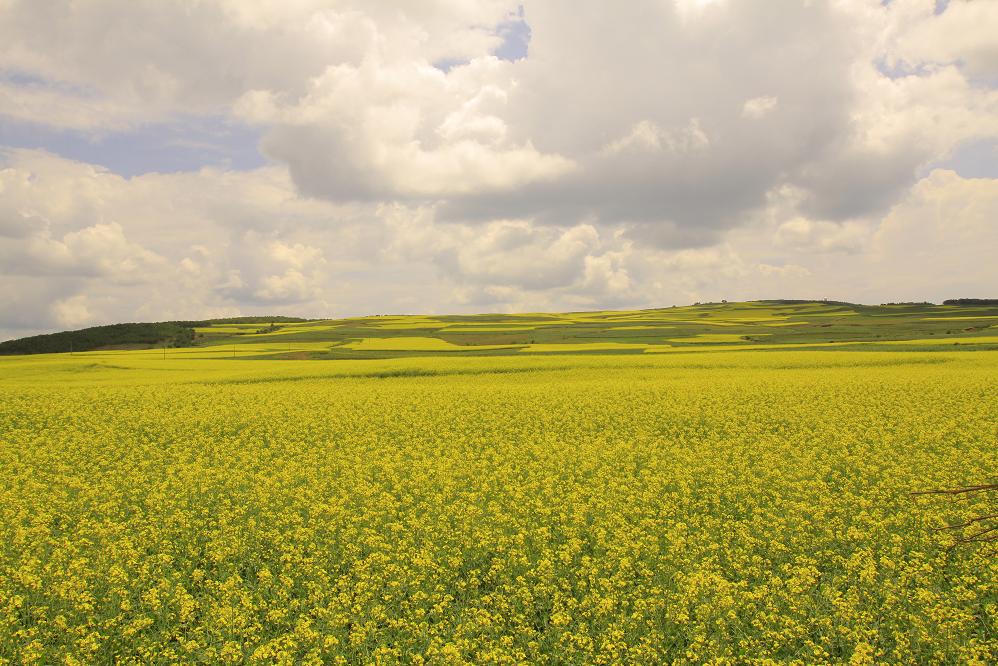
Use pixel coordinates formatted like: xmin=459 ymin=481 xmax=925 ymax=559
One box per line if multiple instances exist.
xmin=4 ymin=301 xmax=998 ymax=358
xmin=943 ymin=299 xmax=998 ymax=306
xmin=0 ymin=317 xmax=310 ymax=355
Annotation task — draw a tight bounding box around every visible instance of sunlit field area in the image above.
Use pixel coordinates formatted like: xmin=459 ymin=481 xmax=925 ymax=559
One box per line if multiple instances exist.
xmin=1 ymin=302 xmax=997 ymax=664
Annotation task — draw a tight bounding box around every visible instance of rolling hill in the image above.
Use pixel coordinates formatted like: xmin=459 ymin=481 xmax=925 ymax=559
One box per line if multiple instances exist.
xmin=2 ymin=300 xmax=997 ymax=358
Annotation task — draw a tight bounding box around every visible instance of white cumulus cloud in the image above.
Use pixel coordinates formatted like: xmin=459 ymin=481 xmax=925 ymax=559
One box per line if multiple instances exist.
xmin=0 ymin=1 xmax=996 ymax=337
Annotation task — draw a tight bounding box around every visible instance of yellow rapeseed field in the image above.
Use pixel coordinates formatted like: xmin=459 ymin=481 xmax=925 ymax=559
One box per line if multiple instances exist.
xmin=0 ymin=351 xmax=995 ymax=664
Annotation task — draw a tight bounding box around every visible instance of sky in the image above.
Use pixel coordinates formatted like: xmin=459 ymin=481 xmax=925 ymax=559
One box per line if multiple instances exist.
xmin=1 ymin=0 xmax=997 ymax=340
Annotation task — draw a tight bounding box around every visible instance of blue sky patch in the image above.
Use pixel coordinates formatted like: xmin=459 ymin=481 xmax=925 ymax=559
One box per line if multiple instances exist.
xmin=929 ymin=138 xmax=998 ymax=179
xmin=0 ymin=115 xmax=267 ymax=177
xmin=494 ymin=7 xmax=531 ymax=62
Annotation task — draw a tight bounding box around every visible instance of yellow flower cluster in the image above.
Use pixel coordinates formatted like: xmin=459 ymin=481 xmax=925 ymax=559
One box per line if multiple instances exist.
xmin=0 ymin=350 xmax=995 ymax=663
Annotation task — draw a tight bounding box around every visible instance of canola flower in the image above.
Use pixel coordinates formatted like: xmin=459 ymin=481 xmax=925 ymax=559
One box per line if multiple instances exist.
xmin=0 ymin=350 xmax=995 ymax=664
